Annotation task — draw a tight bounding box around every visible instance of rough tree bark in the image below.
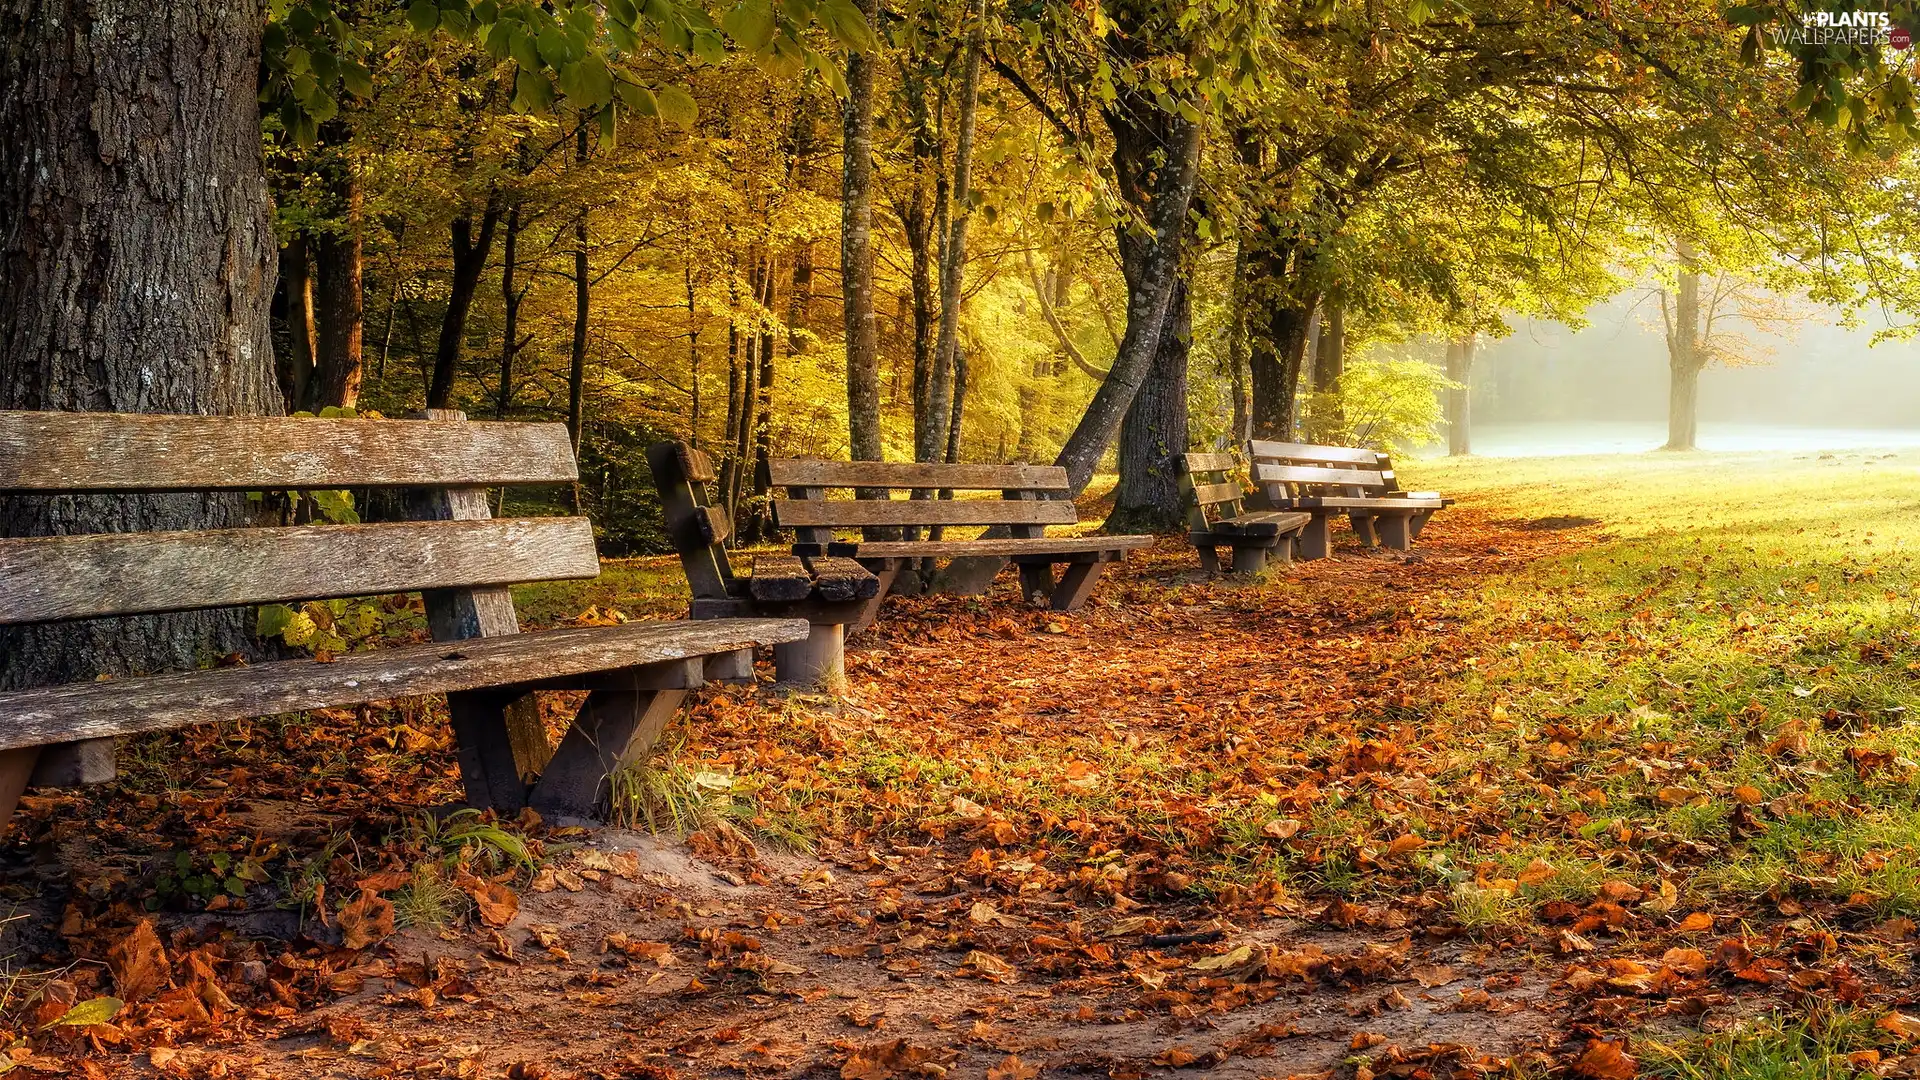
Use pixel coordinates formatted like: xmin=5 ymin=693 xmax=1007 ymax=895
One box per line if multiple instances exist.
xmin=1108 ymin=273 xmax=1190 ymax=533
xmin=1445 ymin=334 xmax=1476 ymax=456
xmin=0 ymin=0 xmax=279 ymax=688
xmin=568 ymin=124 xmax=591 ymax=458
xmin=842 ymin=0 xmax=884 ymax=469
xmin=1663 ymin=241 xmax=1702 ymax=451
xmin=427 ymin=193 xmax=502 ymax=408
xmin=1313 ymin=304 xmax=1345 ymax=392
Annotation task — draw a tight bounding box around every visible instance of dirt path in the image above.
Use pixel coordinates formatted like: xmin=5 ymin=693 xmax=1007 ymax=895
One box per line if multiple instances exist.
xmin=0 ymin=511 xmax=1604 ymax=1079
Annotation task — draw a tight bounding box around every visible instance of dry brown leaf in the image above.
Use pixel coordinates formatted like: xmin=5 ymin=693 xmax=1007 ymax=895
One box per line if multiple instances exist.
xmin=107 ymin=920 xmax=171 ymax=1003
xmin=1572 ymin=1039 xmax=1637 ymax=1079
xmin=338 ymin=890 xmax=395 ymax=950
xmin=988 ymin=1055 xmax=1040 ymax=1080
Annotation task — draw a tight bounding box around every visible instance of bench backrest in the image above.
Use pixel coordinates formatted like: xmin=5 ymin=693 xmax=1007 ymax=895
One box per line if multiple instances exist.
xmin=0 ymin=410 xmax=596 ymax=628
xmin=764 ymin=459 xmax=1075 ymax=546
xmin=1177 ymin=452 xmax=1248 ymax=534
xmin=647 ymin=441 xmax=738 ymax=602
xmin=1246 ymin=439 xmax=1398 ymax=502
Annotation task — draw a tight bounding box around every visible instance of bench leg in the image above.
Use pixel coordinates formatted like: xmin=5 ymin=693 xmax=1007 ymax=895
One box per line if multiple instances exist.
xmin=1268 ymin=537 xmax=1295 ymax=566
xmin=775 ymin=622 xmax=845 ymax=687
xmin=0 ymin=748 xmax=41 ymax=834
xmin=1409 ymin=511 xmax=1433 ymax=539
xmin=1378 ymin=513 xmax=1413 ymax=550
xmin=1230 ymin=545 xmax=1268 ymax=575
xmin=1349 ymin=512 xmax=1380 ymax=547
xmin=1050 ymin=560 xmax=1107 ymax=611
xmin=1018 ymin=562 xmax=1055 ymax=604
xmin=851 ymin=560 xmax=902 ymax=636
xmin=1195 ymin=546 xmax=1220 ymax=574
xmin=531 ymin=688 xmax=689 ymax=821
xmin=447 ymin=689 xmax=535 ymax=815
xmin=1298 ymin=516 xmax=1332 ymax=560
xmin=29 ymin=738 xmax=116 ymax=787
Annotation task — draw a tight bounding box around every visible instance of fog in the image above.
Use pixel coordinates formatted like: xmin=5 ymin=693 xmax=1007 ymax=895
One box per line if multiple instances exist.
xmin=1461 ymin=291 xmax=1920 ymax=456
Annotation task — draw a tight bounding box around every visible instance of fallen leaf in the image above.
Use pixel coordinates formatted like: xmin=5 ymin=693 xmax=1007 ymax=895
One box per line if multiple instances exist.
xmin=107 ymin=920 xmax=172 ymax=1002
xmin=338 ymin=890 xmax=395 ymax=950
xmin=1572 ymin=1039 xmax=1637 ymax=1079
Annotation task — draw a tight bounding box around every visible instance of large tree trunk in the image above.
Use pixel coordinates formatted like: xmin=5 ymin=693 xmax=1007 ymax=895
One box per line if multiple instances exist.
xmin=842 ymin=0 xmax=884 ymax=469
xmin=1051 ymin=109 xmax=1202 ymax=495
xmin=1249 ymin=297 xmax=1315 ymax=440
xmin=1313 ymin=304 xmax=1345 ymax=393
xmin=311 ymin=163 xmax=364 ymax=410
xmin=923 ymin=0 xmax=986 ymax=463
xmin=278 ymin=234 xmax=318 ymax=413
xmin=1445 ymin=334 xmax=1475 ymax=456
xmin=1109 ymin=272 xmax=1190 ymax=533
xmin=0 ymin=0 xmax=278 ymax=688
xmin=1663 ymin=242 xmax=1701 ymax=451
xmin=427 ymin=194 xmax=502 ymax=409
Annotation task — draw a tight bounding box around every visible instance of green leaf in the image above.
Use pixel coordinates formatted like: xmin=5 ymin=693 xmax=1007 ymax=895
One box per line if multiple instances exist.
xmin=537 ymin=24 xmax=573 ymax=67
xmin=341 ymin=61 xmax=373 ymax=99
xmin=257 ymin=604 xmax=298 ymax=639
xmin=617 ymin=82 xmax=660 ymax=116
xmin=510 ymin=27 xmax=542 ymax=72
xmin=722 ymin=0 xmax=777 ymax=51
xmin=406 ymin=0 xmax=439 ymax=32
xmin=656 ymin=84 xmax=698 ymax=129
xmin=41 ymin=997 xmax=123 ymax=1030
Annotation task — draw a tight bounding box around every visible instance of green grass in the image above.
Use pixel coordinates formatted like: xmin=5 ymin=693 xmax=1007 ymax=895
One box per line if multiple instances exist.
xmin=1640 ymin=1008 xmax=1893 ymax=1080
xmin=1405 ymin=447 xmax=1920 ymax=919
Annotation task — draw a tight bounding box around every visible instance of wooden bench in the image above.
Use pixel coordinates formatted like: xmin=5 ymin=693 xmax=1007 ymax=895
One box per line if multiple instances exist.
xmin=649 ymin=441 xmax=882 ymax=687
xmin=1177 ymin=452 xmax=1311 ymax=574
xmin=1245 ymin=440 xmax=1449 ymax=558
xmin=767 ymin=459 xmax=1152 ymax=614
xmin=0 ymin=410 xmax=807 ymax=827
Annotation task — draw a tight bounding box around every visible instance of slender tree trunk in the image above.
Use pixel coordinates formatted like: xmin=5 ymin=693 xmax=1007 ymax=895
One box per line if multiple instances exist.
xmin=686 ymin=263 xmax=702 ymax=446
xmin=1313 ymin=304 xmax=1345 ymax=393
xmin=749 ymin=260 xmax=777 ymax=540
xmin=1227 ymin=243 xmax=1251 ymax=447
xmin=1446 ymin=335 xmax=1475 ymax=456
xmin=1109 ymin=273 xmax=1191 ymax=533
xmin=1663 ymin=241 xmax=1701 ymax=451
xmin=311 ymin=163 xmax=364 ymax=410
xmin=923 ymin=0 xmax=986 ymax=463
xmin=0 ymin=0 xmax=278 ymax=687
xmin=279 ymin=234 xmax=318 ymax=413
xmin=1051 ymin=109 xmax=1203 ymax=495
xmin=842 ymin=0 xmax=884 ymax=468
xmin=568 ymin=126 xmax=591 ymax=458
xmin=495 ymin=201 xmax=522 ymax=419
xmin=903 ymin=66 xmax=937 ymax=457
xmin=427 ymin=193 xmax=502 ymax=408
xmin=945 ymin=345 xmax=968 ymax=463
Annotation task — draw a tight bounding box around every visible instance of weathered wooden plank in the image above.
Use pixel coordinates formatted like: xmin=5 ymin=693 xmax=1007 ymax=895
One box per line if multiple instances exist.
xmin=826 ymin=535 xmax=1152 ymax=559
xmin=0 ymin=411 xmax=578 ymax=492
xmin=1287 ymin=495 xmax=1445 ymax=510
xmin=647 ymin=441 xmax=734 ymax=601
xmin=0 ymin=618 xmax=808 ymax=751
xmin=0 ymin=517 xmax=600 ymax=625
xmin=675 ymin=443 xmax=719 ymax=484
xmin=1190 ymin=480 xmax=1245 ymax=507
xmin=1181 ymin=452 xmax=1239 ymax=473
xmin=749 ymin=555 xmax=815 ymax=603
xmin=773 ymin=498 xmax=1077 ymax=529
xmin=693 ymin=505 xmax=731 ymax=546
xmin=1250 ymin=463 xmax=1385 ymax=487
xmin=1212 ymin=511 xmax=1314 ymax=536
xmin=767 ymin=459 xmax=1069 ymax=491
xmin=801 ymin=555 xmax=880 ymax=602
xmin=1245 ymin=440 xmax=1380 ymax=466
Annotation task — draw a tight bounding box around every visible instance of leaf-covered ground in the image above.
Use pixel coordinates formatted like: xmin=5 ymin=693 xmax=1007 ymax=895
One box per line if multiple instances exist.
xmin=9 ymin=449 xmax=1920 ymax=1079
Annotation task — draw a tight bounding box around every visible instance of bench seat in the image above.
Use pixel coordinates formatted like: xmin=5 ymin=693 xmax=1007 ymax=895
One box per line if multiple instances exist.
xmin=813 ymin=535 xmax=1151 ymax=559
xmin=1279 ymin=495 xmax=1447 ymax=511
xmin=1202 ymin=510 xmax=1314 ymax=537
xmin=0 ymin=619 xmax=805 ymax=751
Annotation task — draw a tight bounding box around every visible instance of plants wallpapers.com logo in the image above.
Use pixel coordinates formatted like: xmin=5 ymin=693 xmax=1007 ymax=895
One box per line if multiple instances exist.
xmin=1768 ymin=9 xmax=1913 ymax=48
